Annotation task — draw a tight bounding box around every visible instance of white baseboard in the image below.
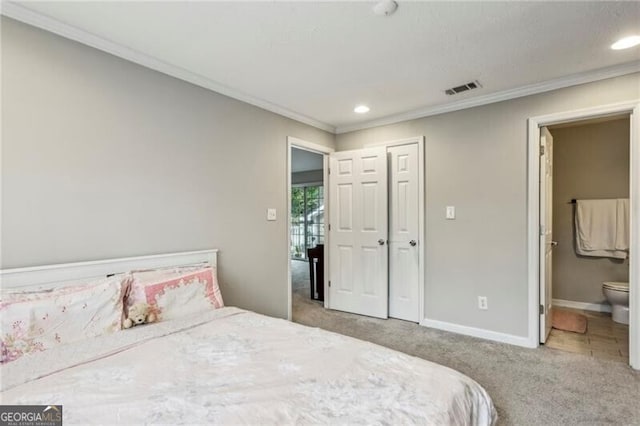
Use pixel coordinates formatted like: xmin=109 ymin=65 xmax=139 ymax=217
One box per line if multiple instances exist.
xmin=420 ymin=318 xmax=534 ymax=348
xmin=552 ymin=298 xmax=612 ymax=313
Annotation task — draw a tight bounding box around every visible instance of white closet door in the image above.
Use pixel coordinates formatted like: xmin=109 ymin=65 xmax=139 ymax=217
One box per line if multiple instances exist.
xmin=388 ymin=144 xmax=420 ymax=322
xmin=329 ymin=147 xmax=388 ymax=319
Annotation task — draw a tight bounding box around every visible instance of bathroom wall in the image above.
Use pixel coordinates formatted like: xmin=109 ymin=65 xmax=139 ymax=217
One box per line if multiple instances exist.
xmin=551 ymin=117 xmax=630 ymax=306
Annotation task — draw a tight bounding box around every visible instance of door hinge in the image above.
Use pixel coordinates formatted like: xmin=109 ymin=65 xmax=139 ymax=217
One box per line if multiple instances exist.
xmin=328 ymin=224 xmax=331 ymax=231
xmin=328 ymin=168 xmax=331 ymax=175
xmin=540 ymin=145 xmax=545 ymax=156
xmin=539 ymin=224 xmax=544 ymax=236
xmin=328 ymin=280 xmax=331 ymax=287
xmin=539 ymin=304 xmax=544 ymax=315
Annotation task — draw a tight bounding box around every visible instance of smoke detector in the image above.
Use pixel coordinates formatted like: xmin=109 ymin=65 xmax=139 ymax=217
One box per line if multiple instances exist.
xmin=373 ymin=1 xmax=398 ymax=16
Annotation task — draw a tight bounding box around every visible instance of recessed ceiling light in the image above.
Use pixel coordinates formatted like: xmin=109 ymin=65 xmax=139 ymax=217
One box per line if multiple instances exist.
xmin=354 ymin=105 xmax=370 ymax=114
xmin=611 ymin=35 xmax=640 ymax=50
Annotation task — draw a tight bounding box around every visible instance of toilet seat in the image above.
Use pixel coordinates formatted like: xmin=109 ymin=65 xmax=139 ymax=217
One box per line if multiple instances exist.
xmin=603 ymin=281 xmax=629 ymax=292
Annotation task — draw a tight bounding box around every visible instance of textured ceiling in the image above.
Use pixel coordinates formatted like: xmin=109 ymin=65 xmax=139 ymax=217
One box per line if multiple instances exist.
xmin=7 ymin=1 xmax=640 ymax=133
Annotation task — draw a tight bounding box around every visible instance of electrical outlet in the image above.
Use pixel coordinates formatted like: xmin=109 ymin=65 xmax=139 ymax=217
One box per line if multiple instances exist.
xmin=267 ymin=208 xmax=277 ymax=221
xmin=478 ymin=296 xmax=488 ymax=310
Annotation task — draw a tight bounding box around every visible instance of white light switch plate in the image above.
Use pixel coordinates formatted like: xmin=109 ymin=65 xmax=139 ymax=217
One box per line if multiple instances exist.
xmin=267 ymin=208 xmax=277 ymax=221
xmin=446 ymin=206 xmax=456 ymax=220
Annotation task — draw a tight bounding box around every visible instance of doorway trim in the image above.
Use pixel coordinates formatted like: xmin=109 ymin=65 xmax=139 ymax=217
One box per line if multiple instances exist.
xmin=527 ymin=100 xmax=640 ymax=369
xmin=286 ymin=137 xmax=334 ymax=321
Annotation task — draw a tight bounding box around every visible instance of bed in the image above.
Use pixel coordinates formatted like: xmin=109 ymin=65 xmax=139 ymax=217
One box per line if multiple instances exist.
xmin=0 ymin=250 xmax=497 ymax=425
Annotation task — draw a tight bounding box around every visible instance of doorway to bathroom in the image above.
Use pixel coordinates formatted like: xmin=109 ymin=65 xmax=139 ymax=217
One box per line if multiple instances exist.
xmin=544 ymin=116 xmax=630 ymax=362
xmin=528 ymin=101 xmax=640 ymax=369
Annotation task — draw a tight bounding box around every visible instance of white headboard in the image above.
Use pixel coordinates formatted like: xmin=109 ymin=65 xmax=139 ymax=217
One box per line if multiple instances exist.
xmin=0 ymin=249 xmax=218 ymax=290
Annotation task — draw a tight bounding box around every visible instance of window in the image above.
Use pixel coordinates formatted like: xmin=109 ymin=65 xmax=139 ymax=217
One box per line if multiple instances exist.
xmin=291 ymin=185 xmax=324 ymax=259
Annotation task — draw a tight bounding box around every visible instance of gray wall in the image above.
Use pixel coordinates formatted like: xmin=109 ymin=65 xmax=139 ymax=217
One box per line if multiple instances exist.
xmin=0 ymin=17 xmax=335 ymax=318
xmin=551 ymin=118 xmax=630 ymax=305
xmin=336 ymin=73 xmax=640 ymax=338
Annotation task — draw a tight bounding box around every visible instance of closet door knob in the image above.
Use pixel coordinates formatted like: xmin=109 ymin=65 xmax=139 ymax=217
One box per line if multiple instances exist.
xmin=378 ymin=239 xmax=385 ymax=245
xmin=409 ymin=240 xmax=417 ymax=246
xmin=551 ymin=241 xmax=558 ymax=247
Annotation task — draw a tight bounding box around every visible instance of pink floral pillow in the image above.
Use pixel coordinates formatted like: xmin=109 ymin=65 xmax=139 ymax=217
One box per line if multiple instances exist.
xmin=0 ymin=276 xmax=127 ymax=363
xmin=126 ymin=266 xmax=223 ymax=322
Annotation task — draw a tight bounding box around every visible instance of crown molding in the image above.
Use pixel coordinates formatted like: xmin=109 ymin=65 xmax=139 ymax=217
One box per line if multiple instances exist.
xmin=3 ymin=2 xmax=639 ymax=136
xmin=336 ymin=61 xmax=640 ymax=134
xmin=1 ymin=2 xmax=337 ymax=134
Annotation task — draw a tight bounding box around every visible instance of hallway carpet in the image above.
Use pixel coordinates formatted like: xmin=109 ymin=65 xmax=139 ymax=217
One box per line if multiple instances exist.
xmin=291 ymin=288 xmax=640 ymax=425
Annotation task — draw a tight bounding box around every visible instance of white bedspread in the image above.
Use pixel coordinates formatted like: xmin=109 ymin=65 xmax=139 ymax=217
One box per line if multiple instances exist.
xmin=1 ymin=307 xmax=497 ymax=425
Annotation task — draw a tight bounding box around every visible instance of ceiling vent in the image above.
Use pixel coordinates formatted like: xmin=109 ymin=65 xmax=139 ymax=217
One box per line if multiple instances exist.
xmin=445 ymin=80 xmax=482 ymax=96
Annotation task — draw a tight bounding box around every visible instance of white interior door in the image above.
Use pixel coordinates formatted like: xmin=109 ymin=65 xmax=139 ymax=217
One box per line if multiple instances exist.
xmin=540 ymin=127 xmax=554 ymax=343
xmin=329 ymin=147 xmax=388 ymax=319
xmin=388 ymin=144 xmax=420 ymax=322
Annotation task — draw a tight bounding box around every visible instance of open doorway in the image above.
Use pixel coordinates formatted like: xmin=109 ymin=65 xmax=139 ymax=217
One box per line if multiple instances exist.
xmin=542 ymin=116 xmax=630 ymax=363
xmin=528 ymin=101 xmax=640 ymax=369
xmin=286 ymin=137 xmax=333 ymax=321
xmin=291 ymin=148 xmax=324 ymax=299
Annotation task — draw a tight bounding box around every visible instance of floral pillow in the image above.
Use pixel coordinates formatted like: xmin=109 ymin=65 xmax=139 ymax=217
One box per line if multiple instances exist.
xmin=0 ymin=276 xmax=127 ymax=363
xmin=126 ymin=266 xmax=223 ymax=322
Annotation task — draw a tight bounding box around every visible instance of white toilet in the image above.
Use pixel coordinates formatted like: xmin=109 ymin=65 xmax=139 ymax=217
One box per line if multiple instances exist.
xmin=602 ymin=281 xmax=629 ymax=325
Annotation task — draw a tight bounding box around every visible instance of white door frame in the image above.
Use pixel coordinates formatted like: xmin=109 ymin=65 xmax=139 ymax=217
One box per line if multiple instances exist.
xmin=287 ymin=137 xmax=334 ymax=320
xmin=367 ymin=136 xmax=426 ymax=323
xmin=527 ymin=101 xmax=640 ymax=369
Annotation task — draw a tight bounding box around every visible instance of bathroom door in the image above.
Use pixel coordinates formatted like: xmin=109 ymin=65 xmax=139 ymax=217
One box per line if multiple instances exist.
xmin=328 ymin=147 xmax=389 ymax=319
xmin=540 ymin=127 xmax=554 ymax=343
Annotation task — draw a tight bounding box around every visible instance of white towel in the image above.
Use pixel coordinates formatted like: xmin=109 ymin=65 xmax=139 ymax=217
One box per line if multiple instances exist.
xmin=616 ymin=198 xmax=630 ymax=252
xmin=575 ymin=199 xmax=628 ymax=259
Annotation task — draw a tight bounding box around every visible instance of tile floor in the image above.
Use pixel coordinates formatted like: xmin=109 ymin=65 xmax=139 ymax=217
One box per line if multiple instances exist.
xmin=545 ymin=308 xmax=629 ymax=362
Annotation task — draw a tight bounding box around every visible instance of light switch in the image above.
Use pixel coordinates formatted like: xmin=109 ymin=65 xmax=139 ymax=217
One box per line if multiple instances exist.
xmin=267 ymin=208 xmax=277 ymax=221
xmin=446 ymin=206 xmax=456 ymax=220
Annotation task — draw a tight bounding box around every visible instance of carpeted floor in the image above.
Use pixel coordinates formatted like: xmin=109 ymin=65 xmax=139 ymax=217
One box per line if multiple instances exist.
xmin=290 ymin=261 xmax=640 ymax=425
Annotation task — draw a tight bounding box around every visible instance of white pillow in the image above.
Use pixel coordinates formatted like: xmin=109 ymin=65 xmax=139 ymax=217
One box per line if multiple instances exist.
xmin=0 ymin=276 xmax=127 ymax=363
xmin=126 ymin=266 xmax=223 ymax=322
